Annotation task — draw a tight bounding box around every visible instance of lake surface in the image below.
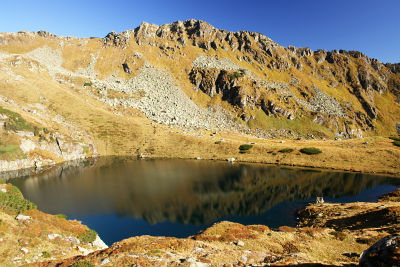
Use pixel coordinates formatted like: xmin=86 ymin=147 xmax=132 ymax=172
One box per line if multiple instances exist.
xmin=9 ymin=158 xmax=400 ymax=246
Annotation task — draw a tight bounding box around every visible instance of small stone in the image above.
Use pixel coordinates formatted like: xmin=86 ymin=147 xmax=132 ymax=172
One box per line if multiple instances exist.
xmin=227 ymin=158 xmax=235 ymax=163
xmin=48 ymin=233 xmax=61 ymax=240
xmin=16 ymin=214 xmax=31 ymax=221
xmin=235 ymin=240 xmax=245 ymax=246
xmin=21 ymin=247 xmax=28 ymax=254
xmin=101 ymin=258 xmax=110 ymax=265
xmin=196 ymin=157 xmax=202 ymax=160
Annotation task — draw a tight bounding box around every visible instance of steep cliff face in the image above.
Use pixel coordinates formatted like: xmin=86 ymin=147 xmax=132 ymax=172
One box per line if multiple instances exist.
xmin=0 ymin=19 xmax=399 ymax=170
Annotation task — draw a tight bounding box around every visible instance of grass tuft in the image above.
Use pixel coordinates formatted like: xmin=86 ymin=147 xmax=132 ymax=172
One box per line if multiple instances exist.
xmin=299 ymin=147 xmax=322 ymax=155
xmin=278 ymin=148 xmax=294 ymax=153
xmin=0 ymin=185 xmax=37 ymax=213
xmin=78 ymin=229 xmax=97 ymax=244
xmin=389 ymin=136 xmax=400 ymax=141
xmin=393 ymin=140 xmax=400 ymax=147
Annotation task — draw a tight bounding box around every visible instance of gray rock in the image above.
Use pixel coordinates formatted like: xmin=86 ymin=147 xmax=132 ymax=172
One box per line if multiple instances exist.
xmin=359 ymin=235 xmax=399 ymax=267
xmin=16 ymin=214 xmax=31 ymax=221
xmin=396 ymin=123 xmax=400 ymax=136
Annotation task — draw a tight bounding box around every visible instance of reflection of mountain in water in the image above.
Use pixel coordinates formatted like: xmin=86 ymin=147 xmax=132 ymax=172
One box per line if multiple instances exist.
xmin=10 ymin=158 xmax=400 ymax=225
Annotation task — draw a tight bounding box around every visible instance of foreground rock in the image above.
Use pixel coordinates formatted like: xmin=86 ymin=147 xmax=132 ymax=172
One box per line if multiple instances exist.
xmin=359 ymin=235 xmax=400 ymax=267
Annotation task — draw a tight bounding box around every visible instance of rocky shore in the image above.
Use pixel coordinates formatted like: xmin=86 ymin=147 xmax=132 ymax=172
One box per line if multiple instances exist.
xmin=29 ymin=189 xmax=400 ymax=266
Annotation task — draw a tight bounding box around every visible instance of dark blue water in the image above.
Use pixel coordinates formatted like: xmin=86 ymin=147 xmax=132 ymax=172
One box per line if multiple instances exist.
xmin=9 ymin=158 xmax=400 ymax=246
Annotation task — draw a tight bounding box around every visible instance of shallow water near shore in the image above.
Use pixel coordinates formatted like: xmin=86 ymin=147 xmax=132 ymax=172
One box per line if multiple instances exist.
xmin=9 ymin=157 xmax=400 ymax=246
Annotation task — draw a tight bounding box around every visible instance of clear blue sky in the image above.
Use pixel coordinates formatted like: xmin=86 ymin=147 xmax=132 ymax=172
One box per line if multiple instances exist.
xmin=1 ymin=0 xmax=399 ymax=63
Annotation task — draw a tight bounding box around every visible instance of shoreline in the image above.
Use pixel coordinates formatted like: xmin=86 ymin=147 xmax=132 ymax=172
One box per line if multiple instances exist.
xmin=1 ymin=153 xmax=400 ymax=180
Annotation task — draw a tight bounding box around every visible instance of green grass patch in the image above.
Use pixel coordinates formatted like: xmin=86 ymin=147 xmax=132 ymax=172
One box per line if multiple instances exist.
xmin=393 ymin=141 xmax=400 ymax=147
xmin=83 ymin=82 xmax=93 ymax=87
xmin=0 ymin=106 xmax=33 ymax=132
xmin=0 ymin=143 xmax=26 ymax=161
xmin=248 ymin=109 xmax=334 ymax=138
xmin=0 ymin=185 xmax=37 ymax=213
xmin=278 ymin=148 xmax=294 ymax=153
xmin=0 ymin=144 xmax=20 ymax=154
xmin=72 ymin=261 xmax=95 ymax=267
xmin=78 ymin=229 xmax=97 ymax=244
xmin=239 ymin=144 xmax=253 ymax=151
xmin=299 ymin=147 xmax=322 ymax=155
xmin=389 ymin=136 xmax=400 ymax=141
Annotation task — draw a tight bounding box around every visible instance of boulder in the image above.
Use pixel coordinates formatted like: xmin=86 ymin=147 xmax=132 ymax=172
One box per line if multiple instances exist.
xmin=359 ymin=235 xmax=400 ymax=267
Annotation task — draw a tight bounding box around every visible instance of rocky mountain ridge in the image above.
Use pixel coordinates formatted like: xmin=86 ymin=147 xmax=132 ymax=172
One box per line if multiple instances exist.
xmin=0 ymin=19 xmax=399 ymax=173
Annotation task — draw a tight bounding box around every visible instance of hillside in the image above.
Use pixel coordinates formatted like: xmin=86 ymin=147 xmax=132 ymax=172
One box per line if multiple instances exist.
xmin=0 ymin=19 xmax=400 ymax=174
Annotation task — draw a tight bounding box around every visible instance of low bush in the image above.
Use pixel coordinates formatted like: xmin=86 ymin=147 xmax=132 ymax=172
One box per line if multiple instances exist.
xmin=299 ymin=147 xmax=322 ymax=155
xmin=78 ymin=229 xmax=97 ymax=244
xmin=214 ymin=141 xmax=221 ymax=144
xmin=0 ymin=185 xmax=37 ymax=213
xmin=393 ymin=141 xmax=400 ymax=147
xmin=239 ymin=144 xmax=253 ymax=151
xmin=278 ymin=148 xmax=294 ymax=153
xmin=55 ymin=214 xmax=67 ymax=220
xmin=72 ymin=261 xmax=95 ymax=267
xmin=83 ymin=82 xmax=93 ymax=87
xmin=41 ymin=251 xmax=51 ymax=258
xmin=389 ymin=136 xmax=400 ymax=141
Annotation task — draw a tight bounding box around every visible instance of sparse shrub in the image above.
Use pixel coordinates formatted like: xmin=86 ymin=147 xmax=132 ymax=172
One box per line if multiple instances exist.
xmin=278 ymin=148 xmax=294 ymax=153
xmin=299 ymin=147 xmax=322 ymax=155
xmin=389 ymin=136 xmax=400 ymax=141
xmin=55 ymin=214 xmax=67 ymax=220
xmin=272 ymin=152 xmax=277 ymax=155
xmin=72 ymin=261 xmax=95 ymax=267
xmin=393 ymin=141 xmax=400 ymax=147
xmin=330 ymin=230 xmax=346 ymax=240
xmin=83 ymin=82 xmax=93 ymax=87
xmin=214 ymin=141 xmax=221 ymax=144
xmin=78 ymin=229 xmax=97 ymax=244
xmin=0 ymin=185 xmax=37 ymax=213
xmin=267 ymin=151 xmax=274 ymax=154
xmin=228 ymin=71 xmax=244 ymax=80
xmin=41 ymin=251 xmax=51 ymax=258
xmin=239 ymin=144 xmax=253 ymax=151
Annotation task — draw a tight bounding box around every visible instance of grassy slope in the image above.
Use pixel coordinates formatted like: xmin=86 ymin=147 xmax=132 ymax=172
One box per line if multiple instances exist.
xmin=0 ymin=34 xmax=398 ymax=175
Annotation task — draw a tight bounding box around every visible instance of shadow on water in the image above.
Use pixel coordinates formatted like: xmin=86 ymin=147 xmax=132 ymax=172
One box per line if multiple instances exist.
xmin=7 ymin=157 xmax=400 ymax=245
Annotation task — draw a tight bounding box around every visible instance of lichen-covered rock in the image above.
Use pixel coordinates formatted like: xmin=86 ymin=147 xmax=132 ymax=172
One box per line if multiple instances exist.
xmin=359 ymin=235 xmax=400 ymax=267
